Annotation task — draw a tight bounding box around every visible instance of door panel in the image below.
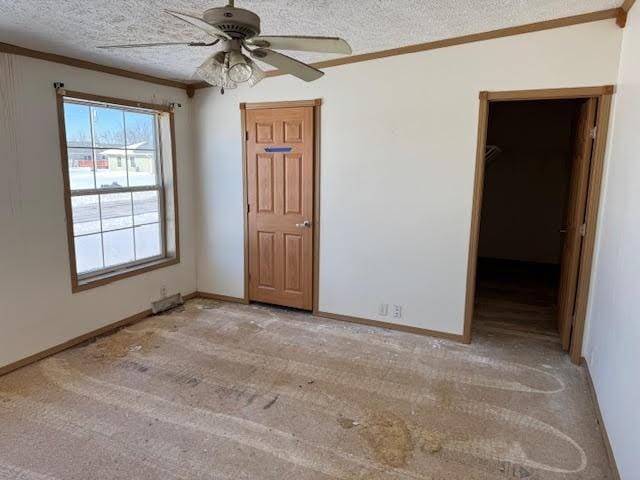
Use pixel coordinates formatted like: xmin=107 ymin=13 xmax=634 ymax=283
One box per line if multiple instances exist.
xmin=557 ymin=98 xmax=597 ymax=350
xmin=284 ymin=121 xmax=303 ymax=143
xmin=256 ymin=123 xmax=275 ymax=143
xmin=284 ymin=154 xmax=303 ymax=215
xmin=257 ymin=155 xmax=275 ymax=213
xmin=257 ymin=231 xmax=276 ymax=289
xmin=246 ymin=106 xmax=314 ymax=310
xmin=284 ymin=233 xmax=303 ymax=292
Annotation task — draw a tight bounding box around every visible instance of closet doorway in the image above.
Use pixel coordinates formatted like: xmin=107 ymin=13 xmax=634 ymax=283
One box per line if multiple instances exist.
xmin=464 ymin=87 xmax=614 ymax=364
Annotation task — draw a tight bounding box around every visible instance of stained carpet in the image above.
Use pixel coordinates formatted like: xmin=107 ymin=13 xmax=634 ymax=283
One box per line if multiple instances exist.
xmin=0 ymin=297 xmax=613 ymax=479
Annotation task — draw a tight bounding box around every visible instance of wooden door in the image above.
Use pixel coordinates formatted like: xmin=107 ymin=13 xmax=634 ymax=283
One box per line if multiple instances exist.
xmin=246 ymin=106 xmax=314 ymax=310
xmin=557 ymin=98 xmax=597 ymax=350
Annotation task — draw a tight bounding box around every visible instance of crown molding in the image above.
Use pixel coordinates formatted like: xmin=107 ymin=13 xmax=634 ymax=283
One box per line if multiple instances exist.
xmin=192 ymin=8 xmax=620 ymax=91
xmin=0 ymin=41 xmax=191 ymax=91
xmin=617 ymin=0 xmax=636 ymax=26
xmin=0 ymin=6 xmax=625 ymax=95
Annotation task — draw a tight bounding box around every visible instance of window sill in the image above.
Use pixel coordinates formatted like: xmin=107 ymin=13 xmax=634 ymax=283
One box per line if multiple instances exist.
xmin=72 ymin=257 xmax=180 ymax=293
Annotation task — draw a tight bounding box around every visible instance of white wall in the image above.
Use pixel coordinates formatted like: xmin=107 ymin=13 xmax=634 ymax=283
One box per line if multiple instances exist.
xmin=194 ymin=20 xmax=621 ymax=335
xmin=0 ymin=54 xmax=197 ymax=369
xmin=583 ymin=8 xmax=640 ymax=480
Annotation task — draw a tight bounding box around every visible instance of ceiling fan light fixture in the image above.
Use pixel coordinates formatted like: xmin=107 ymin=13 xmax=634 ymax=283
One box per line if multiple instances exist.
xmin=227 ymin=51 xmax=253 ymax=83
xmin=247 ymin=58 xmax=265 ymax=87
xmin=99 ymin=4 xmax=352 ymax=89
xmin=196 ymin=52 xmax=237 ymax=89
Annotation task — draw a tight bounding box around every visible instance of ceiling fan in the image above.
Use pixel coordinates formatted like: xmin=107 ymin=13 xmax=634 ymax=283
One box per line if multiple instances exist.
xmin=98 ymin=0 xmax=352 ymax=93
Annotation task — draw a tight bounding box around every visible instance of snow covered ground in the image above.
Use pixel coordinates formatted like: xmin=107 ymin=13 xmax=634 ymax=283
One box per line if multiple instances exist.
xmin=74 ymin=222 xmax=161 ymax=275
xmin=68 ymin=169 xmax=163 ymax=274
xmin=69 ymin=168 xmax=157 ymax=190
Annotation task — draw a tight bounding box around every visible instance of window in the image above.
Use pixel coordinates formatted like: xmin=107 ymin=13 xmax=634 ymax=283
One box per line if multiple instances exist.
xmin=58 ymin=92 xmax=179 ymax=291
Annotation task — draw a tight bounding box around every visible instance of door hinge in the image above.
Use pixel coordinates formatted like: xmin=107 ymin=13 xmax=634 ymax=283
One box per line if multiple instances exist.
xmin=590 ymin=127 xmax=597 ymax=139
xmin=246 ymin=130 xmax=249 ymax=141
xmin=580 ymin=223 xmax=587 ymax=237
xmin=247 ymin=203 xmax=250 ymax=213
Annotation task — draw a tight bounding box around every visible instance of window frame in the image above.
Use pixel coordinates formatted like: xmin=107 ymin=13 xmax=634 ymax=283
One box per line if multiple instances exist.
xmin=57 ymin=91 xmax=180 ymax=293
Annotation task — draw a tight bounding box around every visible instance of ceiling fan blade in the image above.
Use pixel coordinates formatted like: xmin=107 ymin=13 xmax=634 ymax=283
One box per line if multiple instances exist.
xmin=249 ymin=48 xmax=324 ymax=82
xmin=247 ymin=36 xmax=352 ymax=55
xmin=165 ymin=10 xmax=232 ymax=40
xmin=97 ymin=42 xmax=201 ymax=49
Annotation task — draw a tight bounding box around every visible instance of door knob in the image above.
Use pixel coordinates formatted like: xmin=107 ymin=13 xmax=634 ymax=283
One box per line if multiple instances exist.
xmin=296 ymin=220 xmax=311 ymax=228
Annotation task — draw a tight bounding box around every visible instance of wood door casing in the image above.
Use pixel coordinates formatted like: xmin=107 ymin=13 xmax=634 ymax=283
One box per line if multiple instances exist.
xmin=557 ymin=98 xmax=597 ymax=350
xmin=246 ymin=106 xmax=314 ymax=310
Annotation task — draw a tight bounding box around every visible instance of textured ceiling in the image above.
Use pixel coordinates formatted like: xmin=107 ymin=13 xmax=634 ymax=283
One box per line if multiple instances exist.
xmin=0 ymin=0 xmax=620 ymax=84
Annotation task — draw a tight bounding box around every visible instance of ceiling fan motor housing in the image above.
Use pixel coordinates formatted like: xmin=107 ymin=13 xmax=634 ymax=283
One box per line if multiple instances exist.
xmin=203 ymin=6 xmax=261 ymax=39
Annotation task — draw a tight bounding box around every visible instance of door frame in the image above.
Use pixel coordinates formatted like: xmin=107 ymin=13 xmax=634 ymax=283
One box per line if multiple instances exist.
xmin=463 ymin=85 xmax=614 ymax=364
xmin=239 ymin=99 xmax=322 ymax=312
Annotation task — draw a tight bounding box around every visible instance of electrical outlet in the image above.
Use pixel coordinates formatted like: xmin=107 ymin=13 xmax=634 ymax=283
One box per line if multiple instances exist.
xmin=160 ymin=286 xmax=167 ymax=299
xmin=392 ymin=305 xmax=402 ymax=319
xmin=378 ymin=303 xmax=389 ymax=316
